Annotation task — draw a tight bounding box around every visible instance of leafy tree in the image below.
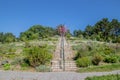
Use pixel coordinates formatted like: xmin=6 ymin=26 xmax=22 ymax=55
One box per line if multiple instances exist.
xmin=74 ymin=18 xmax=120 ymax=43
xmin=73 ymin=30 xmax=83 ymax=37
xmin=0 ymin=32 xmax=4 ymax=43
xmin=19 ymin=25 xmax=56 ymax=41
xmin=0 ymin=32 xmax=16 ymax=43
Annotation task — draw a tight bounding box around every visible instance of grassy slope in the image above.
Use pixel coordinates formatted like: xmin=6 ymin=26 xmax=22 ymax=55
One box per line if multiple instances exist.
xmin=68 ymin=37 xmax=120 ymax=72
xmin=78 ymin=63 xmax=120 ymax=72
xmin=0 ymin=37 xmax=58 ymax=71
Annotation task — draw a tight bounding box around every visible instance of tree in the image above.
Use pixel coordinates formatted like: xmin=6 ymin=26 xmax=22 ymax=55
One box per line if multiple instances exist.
xmin=73 ymin=30 xmax=83 ymax=37
xmin=84 ymin=25 xmax=93 ymax=39
xmin=0 ymin=32 xmax=4 ymax=43
xmin=74 ymin=18 xmax=120 ymax=43
xmin=19 ymin=25 xmax=56 ymax=41
xmin=4 ymin=33 xmax=16 ymax=43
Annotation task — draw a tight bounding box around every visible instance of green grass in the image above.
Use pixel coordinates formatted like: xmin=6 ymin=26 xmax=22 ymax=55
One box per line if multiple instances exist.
xmin=85 ymin=74 xmax=120 ymax=80
xmin=0 ymin=37 xmax=58 ymax=71
xmin=78 ymin=63 xmax=120 ymax=73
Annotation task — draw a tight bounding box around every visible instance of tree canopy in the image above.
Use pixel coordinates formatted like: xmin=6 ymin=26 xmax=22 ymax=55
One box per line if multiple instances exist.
xmin=73 ymin=18 xmax=120 ymax=43
xmin=19 ymin=25 xmax=56 ymax=41
xmin=0 ymin=18 xmax=120 ymax=43
xmin=0 ymin=32 xmax=16 ymax=43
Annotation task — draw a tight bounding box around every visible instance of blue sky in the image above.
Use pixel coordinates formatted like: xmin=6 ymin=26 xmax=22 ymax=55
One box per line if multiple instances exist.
xmin=0 ymin=0 xmax=120 ymax=37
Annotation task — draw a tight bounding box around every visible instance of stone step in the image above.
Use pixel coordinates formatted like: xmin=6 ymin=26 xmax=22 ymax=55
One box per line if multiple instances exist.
xmin=51 ymin=60 xmax=78 ymax=72
xmin=51 ymin=37 xmax=78 ymax=72
xmin=51 ymin=69 xmax=63 ymax=72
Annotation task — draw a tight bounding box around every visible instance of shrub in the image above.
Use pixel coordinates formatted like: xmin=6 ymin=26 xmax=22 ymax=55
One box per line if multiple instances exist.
xmin=103 ymin=46 xmax=114 ymax=55
xmin=11 ymin=57 xmax=23 ymax=65
xmin=72 ymin=45 xmax=81 ymax=51
xmin=74 ymin=49 xmax=89 ymax=60
xmin=24 ymin=46 xmax=52 ymax=67
xmin=117 ymin=56 xmax=120 ymax=62
xmin=104 ymin=55 xmax=118 ymax=63
xmin=35 ymin=65 xmax=50 ymax=72
xmin=20 ymin=62 xmax=29 ymax=67
xmin=76 ymin=57 xmax=91 ymax=67
xmin=92 ymin=54 xmax=103 ymax=65
xmin=3 ymin=63 xmax=11 ymax=70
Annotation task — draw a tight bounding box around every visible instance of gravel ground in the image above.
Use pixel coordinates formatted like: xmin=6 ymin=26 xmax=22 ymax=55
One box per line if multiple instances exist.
xmin=0 ymin=70 xmax=120 ymax=80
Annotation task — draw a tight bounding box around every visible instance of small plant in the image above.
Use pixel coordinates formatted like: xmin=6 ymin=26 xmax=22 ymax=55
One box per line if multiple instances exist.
xmin=1 ymin=60 xmax=8 ymax=65
xmin=35 ymin=65 xmax=50 ymax=72
xmin=92 ymin=54 xmax=103 ymax=65
xmin=11 ymin=57 xmax=23 ymax=65
xmin=76 ymin=57 xmax=91 ymax=67
xmin=3 ymin=63 xmax=11 ymax=70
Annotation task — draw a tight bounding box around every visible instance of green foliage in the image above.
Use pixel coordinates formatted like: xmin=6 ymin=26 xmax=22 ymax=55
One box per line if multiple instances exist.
xmin=72 ymin=38 xmax=120 ymax=69
xmin=74 ymin=49 xmax=88 ymax=60
xmin=117 ymin=56 xmax=120 ymax=62
xmin=11 ymin=57 xmax=24 ymax=65
xmin=85 ymin=74 xmax=120 ymax=80
xmin=20 ymin=63 xmax=29 ymax=67
xmin=1 ymin=60 xmax=8 ymax=65
xmin=73 ymin=30 xmax=83 ymax=37
xmin=92 ymin=54 xmax=103 ymax=65
xmin=76 ymin=57 xmax=91 ymax=67
xmin=3 ymin=63 xmax=11 ymax=70
xmin=78 ymin=63 xmax=120 ymax=72
xmin=103 ymin=46 xmax=114 ymax=55
xmin=74 ymin=18 xmax=120 ymax=43
xmin=104 ymin=55 xmax=118 ymax=63
xmin=35 ymin=65 xmax=50 ymax=72
xmin=0 ymin=32 xmax=16 ymax=43
xmin=24 ymin=46 xmax=52 ymax=67
xmin=24 ymin=41 xmax=31 ymax=48
xmin=72 ymin=45 xmax=81 ymax=51
xmin=19 ymin=25 xmax=57 ymax=41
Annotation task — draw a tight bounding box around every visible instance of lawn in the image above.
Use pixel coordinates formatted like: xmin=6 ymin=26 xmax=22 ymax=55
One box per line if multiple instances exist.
xmin=85 ymin=74 xmax=120 ymax=80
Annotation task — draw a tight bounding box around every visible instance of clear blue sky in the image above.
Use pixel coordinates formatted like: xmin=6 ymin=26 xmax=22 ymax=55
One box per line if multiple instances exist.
xmin=0 ymin=0 xmax=120 ymax=37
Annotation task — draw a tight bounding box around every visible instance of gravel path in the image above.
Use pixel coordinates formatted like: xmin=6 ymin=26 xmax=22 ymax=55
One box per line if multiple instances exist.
xmin=0 ymin=70 xmax=120 ymax=80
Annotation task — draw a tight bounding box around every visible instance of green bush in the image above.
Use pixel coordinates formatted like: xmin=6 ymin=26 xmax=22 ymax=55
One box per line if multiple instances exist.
xmin=20 ymin=62 xmax=29 ymax=67
xmin=104 ymin=55 xmax=118 ymax=63
xmin=74 ymin=49 xmax=89 ymax=60
xmin=117 ymin=56 xmax=120 ymax=62
xmin=24 ymin=46 xmax=52 ymax=67
xmin=103 ymin=46 xmax=114 ymax=55
xmin=3 ymin=63 xmax=11 ymax=70
xmin=72 ymin=45 xmax=81 ymax=51
xmin=35 ymin=65 xmax=50 ymax=72
xmin=92 ymin=54 xmax=103 ymax=65
xmin=76 ymin=57 xmax=91 ymax=67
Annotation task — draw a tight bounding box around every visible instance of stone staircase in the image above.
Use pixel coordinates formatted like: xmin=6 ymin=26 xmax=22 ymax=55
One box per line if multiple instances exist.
xmin=51 ymin=60 xmax=63 ymax=72
xmin=51 ymin=60 xmax=77 ymax=72
xmin=64 ymin=60 xmax=77 ymax=71
xmin=51 ymin=37 xmax=78 ymax=72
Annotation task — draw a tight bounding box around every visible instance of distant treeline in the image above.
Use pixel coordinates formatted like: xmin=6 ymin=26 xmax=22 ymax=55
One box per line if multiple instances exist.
xmin=0 ymin=25 xmax=58 ymax=43
xmin=73 ymin=18 xmax=120 ymax=43
xmin=0 ymin=18 xmax=120 ymax=43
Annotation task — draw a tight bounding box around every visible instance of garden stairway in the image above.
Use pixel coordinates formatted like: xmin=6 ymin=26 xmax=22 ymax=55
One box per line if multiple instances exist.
xmin=51 ymin=37 xmax=78 ymax=72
